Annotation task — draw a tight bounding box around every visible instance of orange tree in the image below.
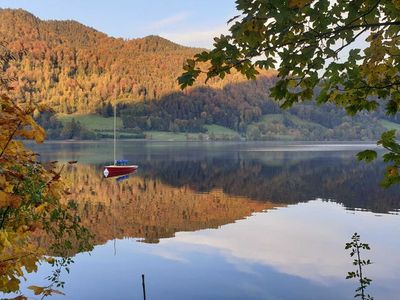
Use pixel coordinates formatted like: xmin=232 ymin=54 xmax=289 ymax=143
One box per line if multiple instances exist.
xmin=0 ymin=44 xmax=92 ymax=298
xmin=179 ymin=0 xmax=400 ymax=186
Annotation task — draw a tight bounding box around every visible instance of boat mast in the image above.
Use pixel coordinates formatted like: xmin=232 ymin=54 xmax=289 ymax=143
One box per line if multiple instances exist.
xmin=114 ymin=104 xmax=116 ymax=165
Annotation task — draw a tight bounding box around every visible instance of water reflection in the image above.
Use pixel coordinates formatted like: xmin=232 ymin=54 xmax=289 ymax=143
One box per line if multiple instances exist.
xmin=20 ymin=200 xmax=400 ymax=300
xmin=138 ymin=157 xmax=400 ymax=213
xmin=15 ymin=141 xmax=400 ymax=300
xmin=33 ymin=164 xmax=279 ymax=251
xmin=32 ymin=141 xmax=400 ymax=213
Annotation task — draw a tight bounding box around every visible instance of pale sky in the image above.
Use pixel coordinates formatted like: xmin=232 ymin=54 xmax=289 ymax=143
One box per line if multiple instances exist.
xmin=0 ymin=0 xmax=237 ymax=48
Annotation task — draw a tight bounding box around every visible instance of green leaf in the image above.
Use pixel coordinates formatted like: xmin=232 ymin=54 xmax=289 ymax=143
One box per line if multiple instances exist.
xmin=357 ymin=150 xmax=377 ymax=163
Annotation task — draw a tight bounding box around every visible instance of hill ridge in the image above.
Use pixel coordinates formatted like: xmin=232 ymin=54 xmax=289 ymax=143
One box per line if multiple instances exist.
xmin=2 ymin=8 xmax=397 ymax=142
xmin=0 ymin=8 xmax=215 ymax=113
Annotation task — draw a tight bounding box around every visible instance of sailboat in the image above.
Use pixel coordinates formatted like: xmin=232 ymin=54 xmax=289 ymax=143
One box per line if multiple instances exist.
xmin=103 ymin=105 xmax=138 ymax=178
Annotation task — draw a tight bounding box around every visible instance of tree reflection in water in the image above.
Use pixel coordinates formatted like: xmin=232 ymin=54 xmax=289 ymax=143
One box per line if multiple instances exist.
xmin=5 ymin=144 xmax=400 ymax=299
xmin=137 ymin=153 xmax=400 ymax=214
xmin=34 ymin=164 xmax=279 ymax=249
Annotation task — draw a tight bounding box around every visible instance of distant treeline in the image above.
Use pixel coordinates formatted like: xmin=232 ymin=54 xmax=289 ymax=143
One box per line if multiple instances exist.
xmin=37 ymin=75 xmax=395 ymax=141
xmin=35 ymin=111 xmax=96 ymax=140
xmin=119 ymin=77 xmax=277 ymax=134
xmin=36 ymin=111 xmax=147 ymax=140
xmin=118 ymin=77 xmax=389 ymax=141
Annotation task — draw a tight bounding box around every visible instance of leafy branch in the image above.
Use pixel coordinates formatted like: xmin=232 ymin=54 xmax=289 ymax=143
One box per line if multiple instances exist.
xmin=179 ymin=0 xmax=400 ymax=187
xmin=357 ymin=130 xmax=400 ymax=187
xmin=345 ymin=233 xmax=374 ymax=300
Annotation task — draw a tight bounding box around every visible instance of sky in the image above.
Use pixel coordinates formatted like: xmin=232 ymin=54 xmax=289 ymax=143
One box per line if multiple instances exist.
xmin=0 ymin=0 xmax=237 ymax=48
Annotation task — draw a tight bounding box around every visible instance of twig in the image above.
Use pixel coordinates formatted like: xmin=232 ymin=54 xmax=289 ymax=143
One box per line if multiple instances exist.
xmin=142 ymin=274 xmax=146 ymax=300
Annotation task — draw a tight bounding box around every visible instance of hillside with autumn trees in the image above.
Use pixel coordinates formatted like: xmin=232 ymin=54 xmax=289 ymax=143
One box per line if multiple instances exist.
xmin=0 ymin=8 xmax=210 ymax=113
xmin=2 ymin=8 xmax=400 ymax=141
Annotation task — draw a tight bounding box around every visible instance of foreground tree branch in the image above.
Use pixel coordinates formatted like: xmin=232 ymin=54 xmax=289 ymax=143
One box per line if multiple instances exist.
xmin=179 ymin=0 xmax=400 ymax=186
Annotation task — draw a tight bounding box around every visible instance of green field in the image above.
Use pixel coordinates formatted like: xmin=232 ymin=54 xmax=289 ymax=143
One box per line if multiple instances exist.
xmin=144 ymin=131 xmax=214 ymax=141
xmin=260 ymin=114 xmax=325 ymax=129
xmin=205 ymin=125 xmax=240 ymax=138
xmin=58 ymin=114 xmax=123 ymax=131
xmin=260 ymin=114 xmax=283 ymax=123
xmin=144 ymin=125 xmax=241 ymax=141
xmin=245 ymin=113 xmax=326 ymax=140
xmin=57 ymin=114 xmax=242 ymax=140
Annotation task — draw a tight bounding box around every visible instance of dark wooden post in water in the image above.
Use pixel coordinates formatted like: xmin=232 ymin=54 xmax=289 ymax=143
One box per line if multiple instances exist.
xmin=141 ymin=274 xmax=146 ymax=300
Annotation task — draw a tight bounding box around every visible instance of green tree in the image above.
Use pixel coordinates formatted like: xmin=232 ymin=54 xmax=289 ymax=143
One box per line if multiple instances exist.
xmin=247 ymin=125 xmax=262 ymax=140
xmin=60 ymin=119 xmax=81 ymax=139
xmin=103 ymin=102 xmax=114 ymax=118
xmin=179 ymin=0 xmax=400 ymax=185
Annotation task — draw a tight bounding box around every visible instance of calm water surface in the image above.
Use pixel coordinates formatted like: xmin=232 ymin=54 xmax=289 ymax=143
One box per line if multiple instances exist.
xmin=9 ymin=142 xmax=400 ymax=299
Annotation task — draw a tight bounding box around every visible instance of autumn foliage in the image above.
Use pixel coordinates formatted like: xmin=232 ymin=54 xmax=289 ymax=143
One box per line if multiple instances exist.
xmin=0 ymin=9 xmax=205 ymax=114
xmin=0 ymin=46 xmax=91 ymax=297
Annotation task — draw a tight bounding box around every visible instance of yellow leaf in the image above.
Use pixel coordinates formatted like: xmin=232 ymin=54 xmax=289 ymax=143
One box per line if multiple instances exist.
xmin=34 ymin=203 xmax=48 ymax=214
xmin=9 ymin=296 xmax=28 ymax=300
xmin=33 ymin=125 xmax=46 ymax=143
xmin=46 ymin=257 xmax=55 ymax=264
xmin=7 ymin=277 xmax=20 ymax=292
xmin=0 ymin=232 xmax=12 ymax=248
xmin=0 ymin=190 xmax=10 ymax=208
xmin=15 ymin=129 xmax=37 ymax=140
xmin=28 ymin=285 xmax=45 ymax=295
xmin=9 ymin=195 xmax=22 ymax=208
xmin=288 ymin=0 xmax=312 ymax=8
xmin=23 ymin=255 xmax=39 ymax=273
xmin=4 ymin=182 xmax=14 ymax=193
xmin=0 ymin=174 xmax=6 ymax=187
xmin=388 ymin=166 xmax=398 ymax=177
xmin=16 ymin=225 xmax=30 ymax=234
xmin=45 ymin=288 xmax=65 ymax=296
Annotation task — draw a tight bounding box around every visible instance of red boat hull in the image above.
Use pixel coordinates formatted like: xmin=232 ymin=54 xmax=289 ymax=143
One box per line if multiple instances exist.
xmin=103 ymin=165 xmax=138 ymax=178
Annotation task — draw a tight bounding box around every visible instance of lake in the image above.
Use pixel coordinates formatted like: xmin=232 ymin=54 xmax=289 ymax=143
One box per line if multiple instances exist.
xmin=7 ymin=141 xmax=400 ymax=299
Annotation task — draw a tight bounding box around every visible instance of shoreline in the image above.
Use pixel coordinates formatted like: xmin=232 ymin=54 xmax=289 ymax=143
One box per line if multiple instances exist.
xmin=25 ymin=139 xmax=380 ymax=147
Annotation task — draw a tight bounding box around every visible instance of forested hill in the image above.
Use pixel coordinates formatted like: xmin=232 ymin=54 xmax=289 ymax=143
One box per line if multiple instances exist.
xmin=3 ymin=9 xmax=400 ymax=141
xmin=1 ymin=9 xmax=247 ymax=113
xmin=119 ymin=77 xmax=389 ymax=141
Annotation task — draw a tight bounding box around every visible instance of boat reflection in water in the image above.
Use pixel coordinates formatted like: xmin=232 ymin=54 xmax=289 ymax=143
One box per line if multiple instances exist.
xmin=115 ymin=173 xmax=133 ymax=183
